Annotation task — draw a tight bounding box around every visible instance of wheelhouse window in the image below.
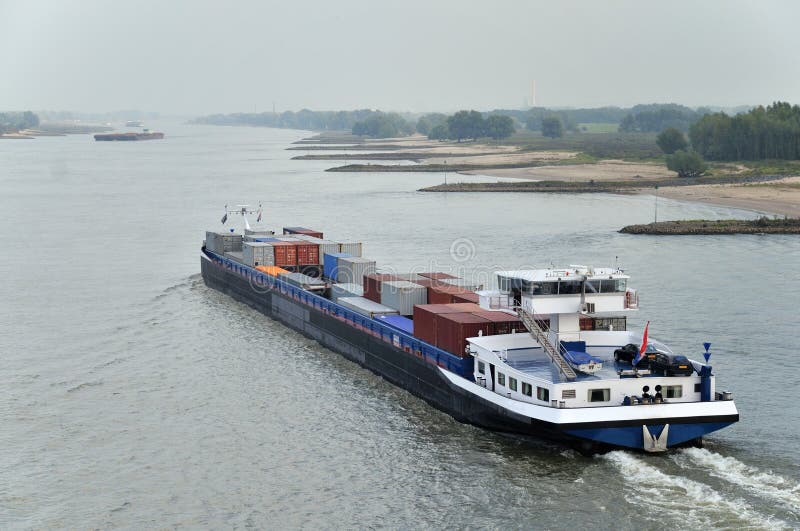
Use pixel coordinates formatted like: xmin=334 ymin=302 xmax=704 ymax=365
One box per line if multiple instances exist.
xmin=665 ymin=385 xmax=683 ymax=398
xmin=497 ymin=372 xmax=506 ymax=386
xmin=600 ymin=279 xmax=627 ymax=293
xmin=558 ymin=281 xmax=582 ymax=295
xmin=522 ymin=382 xmax=533 ymax=397
xmin=537 ymin=387 xmax=549 ymax=402
xmin=478 ymin=361 xmax=485 ymax=375
xmin=509 ymin=377 xmax=518 ymax=392
xmin=588 ymin=388 xmax=611 ymax=402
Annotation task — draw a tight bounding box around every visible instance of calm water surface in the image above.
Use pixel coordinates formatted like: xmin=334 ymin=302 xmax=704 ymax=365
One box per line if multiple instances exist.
xmin=1 ymin=123 xmax=798 ymax=529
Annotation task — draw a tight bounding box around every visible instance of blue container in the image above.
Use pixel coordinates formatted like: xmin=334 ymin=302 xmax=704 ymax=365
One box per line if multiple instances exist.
xmin=375 ymin=314 xmax=414 ymax=335
xmin=323 ymin=252 xmax=352 ymax=279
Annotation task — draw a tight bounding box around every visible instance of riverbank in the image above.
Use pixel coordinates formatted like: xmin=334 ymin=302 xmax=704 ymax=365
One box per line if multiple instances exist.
xmin=620 ymin=217 xmax=800 ymax=235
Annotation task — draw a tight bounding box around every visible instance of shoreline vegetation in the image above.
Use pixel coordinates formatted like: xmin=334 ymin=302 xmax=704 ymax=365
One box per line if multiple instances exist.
xmin=619 ymin=218 xmax=800 ymax=235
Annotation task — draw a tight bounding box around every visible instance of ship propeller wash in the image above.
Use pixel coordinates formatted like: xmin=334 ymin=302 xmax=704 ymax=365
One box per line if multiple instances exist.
xmin=201 ymin=210 xmax=739 ymax=454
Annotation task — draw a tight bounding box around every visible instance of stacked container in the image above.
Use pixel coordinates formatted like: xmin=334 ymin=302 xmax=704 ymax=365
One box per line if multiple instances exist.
xmin=436 ymin=313 xmax=493 ymax=357
xmin=323 ymin=252 xmax=352 ymax=279
xmin=337 ymin=296 xmax=399 ymax=319
xmin=245 ymin=228 xmax=275 ymax=237
xmin=271 ymin=241 xmax=298 ymax=267
xmin=418 ymin=272 xmax=458 ymax=280
xmin=428 ymin=284 xmax=479 ymax=304
xmin=335 ymin=256 xmax=376 ymax=284
xmin=452 ymin=292 xmax=480 ymax=304
xmin=330 ymin=283 xmax=364 ymax=302
xmin=412 ymin=303 xmax=481 ymax=345
xmin=205 ymin=231 xmax=243 ymax=254
xmin=363 ymin=274 xmax=402 ymax=303
xmin=283 ymin=227 xmax=324 ymax=239
xmin=243 ymin=242 xmax=275 ymax=266
xmin=471 ymin=310 xmax=527 ymax=335
xmin=439 ymin=278 xmax=483 ymax=290
xmin=380 ymin=280 xmax=428 ymax=316
xmin=293 ymin=235 xmax=340 ymax=265
xmin=338 ymin=241 xmax=363 ymax=257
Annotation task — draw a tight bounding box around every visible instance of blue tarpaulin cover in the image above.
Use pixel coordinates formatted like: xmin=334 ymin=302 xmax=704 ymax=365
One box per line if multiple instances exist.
xmin=564 ymin=350 xmax=602 ymax=365
xmin=375 ymin=314 xmax=414 ymax=335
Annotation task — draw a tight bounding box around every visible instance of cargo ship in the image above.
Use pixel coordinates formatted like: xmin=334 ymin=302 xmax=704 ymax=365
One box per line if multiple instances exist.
xmin=201 ymin=207 xmax=739 ymax=453
xmin=94 ymin=130 xmax=164 ymax=141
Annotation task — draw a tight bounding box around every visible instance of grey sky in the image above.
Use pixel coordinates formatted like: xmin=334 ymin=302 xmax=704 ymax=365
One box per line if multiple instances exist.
xmin=1 ymin=0 xmax=798 ymax=115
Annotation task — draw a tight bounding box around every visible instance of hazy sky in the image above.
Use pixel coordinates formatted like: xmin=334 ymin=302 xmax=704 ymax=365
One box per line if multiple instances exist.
xmin=2 ymin=0 xmax=798 ymax=115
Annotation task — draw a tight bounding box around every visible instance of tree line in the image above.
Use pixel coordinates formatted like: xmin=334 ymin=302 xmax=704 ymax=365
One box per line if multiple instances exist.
xmin=689 ymin=102 xmax=800 ymax=161
xmin=191 ymin=109 xmax=408 ymax=132
xmin=0 ymin=111 xmax=39 ymax=133
xmin=618 ymin=104 xmax=706 ymax=133
xmin=413 ymin=111 xmax=515 ymax=142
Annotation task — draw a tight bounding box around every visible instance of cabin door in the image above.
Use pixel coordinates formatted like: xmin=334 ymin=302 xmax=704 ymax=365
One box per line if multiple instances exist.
xmin=489 ymin=364 xmax=496 ymax=391
xmin=511 ymin=288 xmax=522 ymax=307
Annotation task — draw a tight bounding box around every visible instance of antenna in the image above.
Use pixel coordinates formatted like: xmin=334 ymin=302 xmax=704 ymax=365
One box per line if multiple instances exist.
xmin=222 ymin=203 xmax=259 ymax=232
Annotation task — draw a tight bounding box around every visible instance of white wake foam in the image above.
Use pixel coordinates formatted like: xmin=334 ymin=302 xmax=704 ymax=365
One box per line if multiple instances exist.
xmin=673 ymin=447 xmax=800 ymax=515
xmin=604 ymin=451 xmax=782 ymax=529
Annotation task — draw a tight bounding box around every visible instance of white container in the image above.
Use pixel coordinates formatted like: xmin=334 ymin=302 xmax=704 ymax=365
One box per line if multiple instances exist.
xmin=336 ymin=256 xmax=376 ymax=284
xmin=245 ymin=228 xmax=275 ymax=237
xmin=243 ymin=242 xmax=275 ymax=266
xmin=206 ymin=231 xmax=243 ymax=254
xmin=225 ymin=251 xmax=245 ymax=264
xmin=380 ymin=280 xmax=428 ymax=316
xmin=337 ymin=296 xmax=399 ymax=318
xmin=331 ymin=283 xmax=364 ymax=301
xmin=338 ymin=241 xmax=363 ymax=257
xmin=477 ymin=290 xmax=513 ymax=310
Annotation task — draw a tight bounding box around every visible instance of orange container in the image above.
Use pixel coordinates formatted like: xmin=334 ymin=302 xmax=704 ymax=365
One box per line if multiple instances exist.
xmin=255 ymin=266 xmax=290 ymax=276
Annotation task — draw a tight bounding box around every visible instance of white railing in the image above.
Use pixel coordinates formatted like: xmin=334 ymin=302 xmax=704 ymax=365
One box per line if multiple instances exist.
xmin=516 ymin=307 xmax=577 ymax=381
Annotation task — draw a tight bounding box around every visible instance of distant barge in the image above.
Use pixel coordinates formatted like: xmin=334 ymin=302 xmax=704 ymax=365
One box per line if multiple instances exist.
xmin=94 ymin=131 xmax=164 ymax=141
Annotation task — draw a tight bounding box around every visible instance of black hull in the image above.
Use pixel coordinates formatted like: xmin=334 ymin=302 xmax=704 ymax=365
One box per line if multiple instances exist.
xmin=200 ymin=253 xmax=626 ymax=454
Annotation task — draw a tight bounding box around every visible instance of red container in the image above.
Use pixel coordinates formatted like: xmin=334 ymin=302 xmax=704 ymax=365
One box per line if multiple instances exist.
xmin=283 ymin=227 xmax=324 ymax=239
xmin=452 ymin=291 xmax=479 ymax=304
xmin=296 ymin=243 xmax=320 ymax=266
xmin=579 ymin=317 xmax=594 ymax=331
xmin=410 ymin=278 xmax=439 ymax=288
xmin=363 ymin=274 xmax=402 ymax=303
xmin=412 ymin=303 xmax=481 ymax=345
xmin=471 ymin=310 xmax=526 ymax=335
xmin=271 ymin=241 xmax=297 ymax=266
xmin=435 ymin=312 xmax=493 ymax=357
xmin=428 ymin=284 xmax=476 ymax=304
xmin=418 ymin=272 xmax=458 ymax=280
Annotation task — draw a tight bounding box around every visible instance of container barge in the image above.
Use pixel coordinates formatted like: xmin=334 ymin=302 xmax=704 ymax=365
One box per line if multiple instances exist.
xmin=94 ymin=130 xmax=164 ymax=141
xmin=201 ymin=207 xmax=739 ymax=453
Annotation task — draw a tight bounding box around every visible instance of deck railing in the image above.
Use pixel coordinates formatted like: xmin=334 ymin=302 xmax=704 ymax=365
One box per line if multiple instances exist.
xmin=516 ymin=307 xmax=577 ymax=381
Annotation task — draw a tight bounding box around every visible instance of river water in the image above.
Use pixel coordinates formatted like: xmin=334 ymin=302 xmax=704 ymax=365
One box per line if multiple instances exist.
xmin=2 ymin=123 xmax=799 ymax=529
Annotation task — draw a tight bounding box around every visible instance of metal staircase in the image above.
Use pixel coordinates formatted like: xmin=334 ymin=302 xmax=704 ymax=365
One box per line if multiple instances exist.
xmin=516 ymin=308 xmax=577 ymax=381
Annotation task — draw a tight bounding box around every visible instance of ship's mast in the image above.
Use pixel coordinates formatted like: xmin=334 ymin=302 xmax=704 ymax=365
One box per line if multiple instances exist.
xmin=222 ymin=203 xmax=261 ymax=232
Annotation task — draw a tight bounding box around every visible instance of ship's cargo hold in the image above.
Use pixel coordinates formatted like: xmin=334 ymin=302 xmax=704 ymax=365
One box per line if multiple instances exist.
xmin=278 ymin=271 xmax=327 ymax=293
xmin=338 ymin=241 xmax=363 ymax=257
xmin=245 ymin=228 xmax=275 ymax=237
xmin=452 ymin=292 xmax=480 ymax=304
xmin=271 ymin=241 xmax=298 ymax=267
xmin=242 ymin=242 xmax=275 ymax=266
xmin=435 ymin=312 xmax=492 ymax=357
xmin=255 ymin=265 xmax=290 ymax=277
xmin=206 ymin=231 xmax=243 ymax=254
xmin=471 ymin=310 xmax=526 ymax=335
xmin=331 ymin=283 xmax=364 ymax=302
xmin=363 ymin=274 xmax=402 ymax=303
xmin=336 ymin=256 xmax=376 ymax=284
xmin=323 ymin=252 xmax=353 ymax=279
xmin=225 ymin=251 xmax=245 ymax=264
xmin=439 ymin=278 xmax=483 ymax=290
xmin=375 ymin=314 xmax=414 ymax=335
xmin=418 ymin=272 xmax=458 ymax=280
xmin=380 ymin=280 xmax=428 ymax=316
xmin=293 ymin=235 xmax=339 ymax=264
xmin=428 ymin=284 xmax=480 ymax=305
xmin=337 ymin=296 xmax=399 ymax=319
xmin=283 ymin=227 xmax=324 ymax=239
xmin=412 ymin=303 xmax=481 ymax=346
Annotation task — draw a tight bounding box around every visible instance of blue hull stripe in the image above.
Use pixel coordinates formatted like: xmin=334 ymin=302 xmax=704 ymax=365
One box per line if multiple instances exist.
xmin=565 ymin=421 xmax=736 ymax=450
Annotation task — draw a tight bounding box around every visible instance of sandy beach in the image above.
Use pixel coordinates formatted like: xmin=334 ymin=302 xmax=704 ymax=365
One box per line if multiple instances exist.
xmin=651 ymin=176 xmax=800 ymax=217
